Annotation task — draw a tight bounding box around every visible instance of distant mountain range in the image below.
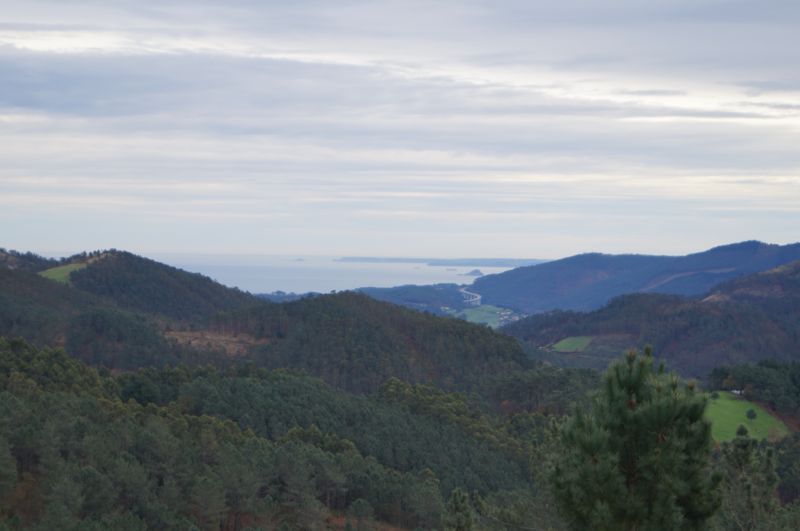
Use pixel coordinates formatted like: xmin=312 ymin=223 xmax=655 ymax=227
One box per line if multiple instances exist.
xmin=503 ymin=260 xmax=800 ymax=377
xmin=472 ymin=240 xmax=800 ymax=313
xmin=358 ymin=241 xmax=800 ymax=320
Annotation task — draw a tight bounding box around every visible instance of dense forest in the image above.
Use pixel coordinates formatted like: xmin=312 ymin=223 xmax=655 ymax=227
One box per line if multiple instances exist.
xmin=504 ymin=260 xmax=800 ymax=377
xmin=2 ymin=249 xmax=800 ymax=529
xmin=210 ymin=292 xmax=529 ymax=394
xmin=3 ymin=338 xmax=800 ymax=529
xmin=0 ymin=252 xmax=530 ymax=395
xmin=357 ymin=284 xmax=467 ymax=316
xmin=0 ymin=337 xmax=587 ymax=529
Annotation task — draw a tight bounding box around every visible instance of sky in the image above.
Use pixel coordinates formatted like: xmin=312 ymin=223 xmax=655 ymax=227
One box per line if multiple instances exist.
xmin=1 ymin=0 xmax=799 ymax=259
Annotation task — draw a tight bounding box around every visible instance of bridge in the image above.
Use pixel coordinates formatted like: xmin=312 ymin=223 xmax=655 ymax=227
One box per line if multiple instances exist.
xmin=459 ymin=287 xmax=482 ymax=306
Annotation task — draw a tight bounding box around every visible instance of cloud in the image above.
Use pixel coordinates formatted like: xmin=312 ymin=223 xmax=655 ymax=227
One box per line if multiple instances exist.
xmin=1 ymin=1 xmax=799 ymax=260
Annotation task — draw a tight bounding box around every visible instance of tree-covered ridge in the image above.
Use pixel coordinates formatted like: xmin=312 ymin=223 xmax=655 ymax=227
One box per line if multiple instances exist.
xmin=2 ymin=338 xmax=543 ymax=529
xmin=0 ymin=249 xmax=58 ymax=273
xmin=357 ymin=283 xmax=467 ymax=315
xmin=2 ymin=251 xmax=532 ymax=396
xmin=472 ymin=240 xmax=800 ymax=314
xmin=69 ymin=250 xmax=260 ymax=322
xmin=0 ymin=267 xmax=99 ymax=346
xmin=503 ymin=261 xmax=800 ymax=377
xmin=211 ymin=291 xmax=530 ymax=394
xmin=0 ymin=267 xmax=196 ymax=370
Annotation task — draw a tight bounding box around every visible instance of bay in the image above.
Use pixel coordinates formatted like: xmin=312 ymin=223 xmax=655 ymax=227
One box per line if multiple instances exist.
xmin=152 ymin=254 xmax=513 ymax=294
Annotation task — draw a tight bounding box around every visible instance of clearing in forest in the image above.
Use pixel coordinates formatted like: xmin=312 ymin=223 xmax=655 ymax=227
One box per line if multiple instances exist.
xmin=552 ymin=336 xmax=593 ymax=352
xmin=39 ymin=262 xmax=88 ymax=284
xmin=706 ymin=391 xmax=790 ymax=442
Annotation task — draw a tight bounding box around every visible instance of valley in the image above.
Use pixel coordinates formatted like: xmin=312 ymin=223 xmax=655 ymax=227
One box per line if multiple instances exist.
xmin=2 ymin=244 xmax=800 ymax=529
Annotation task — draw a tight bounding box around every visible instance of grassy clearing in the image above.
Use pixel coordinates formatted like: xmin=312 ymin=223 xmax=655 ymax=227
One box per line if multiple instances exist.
xmin=460 ymin=305 xmax=506 ymax=328
xmin=706 ymin=391 xmax=790 ymax=442
xmin=552 ymin=336 xmax=593 ymax=352
xmin=39 ymin=262 xmax=87 ymax=284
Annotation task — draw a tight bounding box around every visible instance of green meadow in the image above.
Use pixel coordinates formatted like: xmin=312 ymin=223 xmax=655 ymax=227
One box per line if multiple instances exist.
xmin=706 ymin=391 xmax=790 ymax=442
xmin=39 ymin=262 xmax=87 ymax=284
xmin=460 ymin=305 xmax=506 ymax=328
xmin=552 ymin=336 xmax=593 ymax=352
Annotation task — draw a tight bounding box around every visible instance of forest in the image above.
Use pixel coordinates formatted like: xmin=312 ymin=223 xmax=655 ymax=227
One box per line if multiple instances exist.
xmin=504 ymin=260 xmax=800 ymax=378
xmin=2 ymin=250 xmax=800 ymax=529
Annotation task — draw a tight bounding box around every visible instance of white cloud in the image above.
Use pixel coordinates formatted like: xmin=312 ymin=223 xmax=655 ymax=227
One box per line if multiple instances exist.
xmin=1 ymin=0 xmax=798 ymax=259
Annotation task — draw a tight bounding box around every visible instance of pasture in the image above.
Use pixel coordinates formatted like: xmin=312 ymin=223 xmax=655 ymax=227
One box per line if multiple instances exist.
xmin=706 ymin=391 xmax=790 ymax=442
xmin=552 ymin=336 xmax=593 ymax=352
xmin=39 ymin=262 xmax=87 ymax=284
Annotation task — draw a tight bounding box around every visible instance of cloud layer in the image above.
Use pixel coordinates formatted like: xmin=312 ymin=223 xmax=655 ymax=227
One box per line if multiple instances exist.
xmin=1 ymin=0 xmax=799 ymax=257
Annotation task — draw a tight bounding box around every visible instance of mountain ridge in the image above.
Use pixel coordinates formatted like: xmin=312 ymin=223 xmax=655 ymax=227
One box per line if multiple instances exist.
xmin=503 ymin=259 xmax=800 ymax=377
xmin=472 ymin=240 xmax=800 ymax=313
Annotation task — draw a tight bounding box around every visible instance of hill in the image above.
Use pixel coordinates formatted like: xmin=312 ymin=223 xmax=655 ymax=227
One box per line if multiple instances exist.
xmin=472 ymin=240 xmax=800 ymax=313
xmin=358 ymin=283 xmax=466 ymax=315
xmin=0 ymin=248 xmax=58 ymax=272
xmin=1 ymin=250 xmax=533 ymax=397
xmin=503 ymin=261 xmax=800 ymax=377
xmin=68 ymin=250 xmax=260 ymax=321
xmin=210 ymin=291 xmax=530 ymax=394
xmin=0 ymin=264 xmax=189 ymax=368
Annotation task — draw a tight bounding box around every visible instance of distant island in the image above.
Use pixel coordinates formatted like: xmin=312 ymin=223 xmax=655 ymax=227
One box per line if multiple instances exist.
xmin=463 ymin=269 xmax=484 ymax=277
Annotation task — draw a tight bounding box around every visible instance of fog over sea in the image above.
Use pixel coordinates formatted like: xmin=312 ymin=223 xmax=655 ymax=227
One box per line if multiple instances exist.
xmin=151 ymin=254 xmax=519 ymax=294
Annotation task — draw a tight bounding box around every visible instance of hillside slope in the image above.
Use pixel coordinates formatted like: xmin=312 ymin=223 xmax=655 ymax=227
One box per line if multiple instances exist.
xmin=211 ymin=291 xmax=530 ymax=394
xmin=0 ymin=248 xmax=58 ymax=272
xmin=2 ymin=250 xmax=531 ymax=395
xmin=503 ymin=261 xmax=800 ymax=377
xmin=473 ymin=240 xmax=800 ymax=313
xmin=69 ymin=250 xmax=259 ymax=321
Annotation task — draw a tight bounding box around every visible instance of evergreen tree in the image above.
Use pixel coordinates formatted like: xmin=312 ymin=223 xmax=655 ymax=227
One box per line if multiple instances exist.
xmin=714 ymin=425 xmax=779 ymax=531
xmin=551 ymin=348 xmax=720 ymax=530
xmin=444 ymin=488 xmax=475 ymax=531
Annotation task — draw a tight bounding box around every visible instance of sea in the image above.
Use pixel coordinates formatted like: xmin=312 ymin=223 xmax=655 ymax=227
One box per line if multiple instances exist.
xmin=151 ymin=254 xmax=515 ymax=294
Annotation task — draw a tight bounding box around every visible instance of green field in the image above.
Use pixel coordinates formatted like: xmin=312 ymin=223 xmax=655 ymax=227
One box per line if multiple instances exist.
xmin=39 ymin=262 xmax=87 ymax=284
xmin=706 ymin=391 xmax=790 ymax=442
xmin=552 ymin=336 xmax=593 ymax=352
xmin=460 ymin=305 xmax=506 ymax=328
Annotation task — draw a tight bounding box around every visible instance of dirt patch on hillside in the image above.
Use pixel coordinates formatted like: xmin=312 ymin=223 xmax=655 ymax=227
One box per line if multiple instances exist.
xmin=165 ymin=330 xmax=268 ymax=357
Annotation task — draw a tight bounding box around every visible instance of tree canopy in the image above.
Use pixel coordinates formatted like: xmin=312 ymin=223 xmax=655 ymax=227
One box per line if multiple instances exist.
xmin=551 ymin=349 xmax=720 ymax=531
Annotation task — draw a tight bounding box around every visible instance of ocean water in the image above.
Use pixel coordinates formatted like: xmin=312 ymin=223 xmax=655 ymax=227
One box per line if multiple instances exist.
xmin=152 ymin=254 xmax=513 ymax=294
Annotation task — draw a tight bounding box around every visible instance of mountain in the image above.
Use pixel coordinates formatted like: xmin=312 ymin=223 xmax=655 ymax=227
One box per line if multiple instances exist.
xmin=68 ymin=250 xmax=260 ymax=321
xmin=1 ymin=249 xmax=530 ymax=396
xmin=472 ymin=241 xmax=800 ymax=313
xmin=503 ymin=260 xmax=800 ymax=377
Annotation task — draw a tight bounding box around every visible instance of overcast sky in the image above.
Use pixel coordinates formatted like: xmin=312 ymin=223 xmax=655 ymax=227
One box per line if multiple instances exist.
xmin=1 ymin=0 xmax=799 ymax=259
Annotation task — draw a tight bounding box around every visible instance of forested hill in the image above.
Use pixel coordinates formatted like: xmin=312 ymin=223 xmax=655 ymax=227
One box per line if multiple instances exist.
xmin=211 ymin=291 xmax=530 ymax=394
xmin=503 ymin=260 xmax=800 ymax=377
xmin=1 ymin=250 xmax=530 ymax=396
xmin=68 ymin=250 xmax=260 ymax=321
xmin=0 ymin=249 xmax=58 ymax=272
xmin=0 ymin=337 xmax=582 ymax=529
xmin=472 ymin=240 xmax=800 ymax=313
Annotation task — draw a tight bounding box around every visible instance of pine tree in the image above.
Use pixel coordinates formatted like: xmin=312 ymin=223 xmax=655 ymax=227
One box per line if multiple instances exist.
xmin=444 ymin=488 xmax=475 ymax=531
xmin=551 ymin=348 xmax=720 ymax=530
xmin=715 ymin=425 xmax=779 ymax=531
